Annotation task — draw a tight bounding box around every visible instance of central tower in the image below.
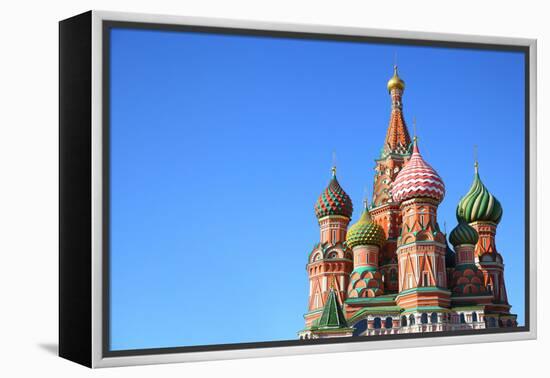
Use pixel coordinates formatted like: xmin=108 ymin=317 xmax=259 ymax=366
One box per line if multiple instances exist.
xmin=370 ymin=66 xmax=412 ymax=293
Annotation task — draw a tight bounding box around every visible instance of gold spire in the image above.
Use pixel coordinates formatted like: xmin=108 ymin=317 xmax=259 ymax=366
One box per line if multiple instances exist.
xmin=387 ymin=65 xmax=405 ymax=93
xmin=412 ymin=116 xmax=417 ymax=143
xmin=474 ymin=145 xmax=479 ymax=174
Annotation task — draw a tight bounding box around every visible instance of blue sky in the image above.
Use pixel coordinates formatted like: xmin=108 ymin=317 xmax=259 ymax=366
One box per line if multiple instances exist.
xmin=109 ymin=27 xmax=526 ymax=350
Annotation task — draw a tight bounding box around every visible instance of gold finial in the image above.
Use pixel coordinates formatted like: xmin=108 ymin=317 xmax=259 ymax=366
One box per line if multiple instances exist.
xmin=474 ymin=145 xmax=479 ymax=174
xmin=331 ymin=151 xmax=337 ymax=177
xmin=387 ymin=64 xmax=405 ymax=93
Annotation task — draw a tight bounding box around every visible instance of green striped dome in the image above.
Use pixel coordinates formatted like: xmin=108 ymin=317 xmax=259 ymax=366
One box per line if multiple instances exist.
xmin=346 ymin=207 xmax=385 ymax=248
xmin=449 ymin=221 xmax=479 ymax=247
xmin=456 ymin=166 xmax=503 ymax=224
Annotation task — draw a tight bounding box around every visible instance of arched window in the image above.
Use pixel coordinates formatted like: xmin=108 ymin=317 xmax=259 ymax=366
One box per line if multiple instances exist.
xmin=488 ymin=317 xmax=497 ymax=328
xmin=472 ymin=312 xmax=478 ymax=322
xmin=430 ymin=312 xmax=438 ymax=324
xmin=299 ymin=335 xmax=304 ymax=340
xmin=373 ymin=317 xmax=382 ymax=329
xmin=401 ymin=316 xmax=407 ymax=327
xmin=421 ymin=313 xmax=428 ymax=324
xmin=409 ymin=314 xmax=415 ymax=325
xmin=460 ymin=313 xmax=466 ymax=324
xmin=385 ymin=317 xmax=393 ymax=329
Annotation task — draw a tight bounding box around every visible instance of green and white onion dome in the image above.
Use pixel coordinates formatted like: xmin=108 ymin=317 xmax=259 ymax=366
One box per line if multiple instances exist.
xmin=346 ymin=205 xmax=385 ymax=249
xmin=449 ymin=221 xmax=479 ymax=247
xmin=456 ymin=164 xmax=503 ymax=224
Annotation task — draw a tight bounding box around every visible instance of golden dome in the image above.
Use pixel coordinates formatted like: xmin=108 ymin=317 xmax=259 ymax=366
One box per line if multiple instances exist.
xmin=387 ymin=65 xmax=405 ymax=93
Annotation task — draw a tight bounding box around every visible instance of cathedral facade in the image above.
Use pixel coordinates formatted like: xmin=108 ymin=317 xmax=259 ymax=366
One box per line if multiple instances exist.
xmin=299 ymin=67 xmax=517 ymax=339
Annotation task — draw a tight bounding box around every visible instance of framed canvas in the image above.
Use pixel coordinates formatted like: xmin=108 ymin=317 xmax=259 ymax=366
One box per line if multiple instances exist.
xmin=59 ymin=10 xmax=537 ymax=368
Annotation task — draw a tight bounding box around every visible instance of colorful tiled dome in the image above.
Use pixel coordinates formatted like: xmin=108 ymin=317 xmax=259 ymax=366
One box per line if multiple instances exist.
xmin=449 ymin=221 xmax=479 ymax=247
xmin=456 ymin=163 xmax=503 ymax=224
xmin=347 ymin=267 xmax=384 ymax=298
xmin=450 ymin=265 xmax=487 ymax=297
xmin=346 ymin=204 xmax=385 ymax=248
xmin=391 ymin=140 xmax=445 ymax=204
xmin=314 ymin=169 xmax=353 ymax=219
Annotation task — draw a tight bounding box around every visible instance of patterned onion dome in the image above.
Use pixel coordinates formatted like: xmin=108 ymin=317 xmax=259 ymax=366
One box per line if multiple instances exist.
xmin=314 ymin=168 xmax=353 ymax=219
xmin=449 ymin=221 xmax=479 ymax=247
xmin=456 ymin=163 xmax=503 ymax=224
xmin=391 ymin=140 xmax=445 ymax=203
xmin=387 ymin=65 xmax=405 ymax=93
xmin=346 ymin=203 xmax=385 ymax=248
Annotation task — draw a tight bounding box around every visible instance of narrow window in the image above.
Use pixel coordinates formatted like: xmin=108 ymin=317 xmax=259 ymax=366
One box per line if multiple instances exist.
xmin=431 ymin=312 xmax=438 ymax=324
xmin=460 ymin=313 xmax=466 ymax=324
xmin=472 ymin=312 xmax=478 ymax=322
xmin=385 ymin=317 xmax=393 ymax=329
xmin=422 ymin=271 xmax=429 ymax=286
xmin=409 ymin=314 xmax=415 ymax=325
xmin=421 ymin=313 xmax=428 ymax=324
xmin=401 ymin=316 xmax=407 ymax=327
xmin=438 ymin=272 xmax=444 ymax=287
xmin=373 ymin=317 xmax=381 ymax=329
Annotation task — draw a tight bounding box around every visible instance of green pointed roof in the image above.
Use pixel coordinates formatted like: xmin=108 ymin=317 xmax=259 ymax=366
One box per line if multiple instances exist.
xmin=449 ymin=220 xmax=479 ymax=247
xmin=456 ymin=163 xmax=503 ymax=224
xmin=317 ymin=289 xmax=348 ymax=329
xmin=346 ymin=201 xmax=385 ymax=248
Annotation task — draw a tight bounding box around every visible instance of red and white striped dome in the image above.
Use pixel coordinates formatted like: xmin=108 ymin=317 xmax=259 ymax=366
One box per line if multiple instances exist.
xmin=391 ymin=141 xmax=445 ymax=204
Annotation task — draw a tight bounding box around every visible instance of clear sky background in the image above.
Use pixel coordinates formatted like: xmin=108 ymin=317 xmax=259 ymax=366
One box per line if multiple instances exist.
xmin=109 ymin=27 xmax=525 ymax=351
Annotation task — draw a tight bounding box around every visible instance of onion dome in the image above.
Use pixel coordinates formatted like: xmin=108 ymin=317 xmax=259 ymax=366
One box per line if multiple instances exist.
xmin=346 ymin=201 xmax=385 ymax=248
xmin=449 ymin=221 xmax=479 ymax=247
xmin=387 ymin=65 xmax=405 ymax=93
xmin=391 ymin=139 xmax=445 ymax=204
xmin=456 ymin=162 xmax=503 ymax=224
xmin=314 ymin=167 xmax=353 ymax=219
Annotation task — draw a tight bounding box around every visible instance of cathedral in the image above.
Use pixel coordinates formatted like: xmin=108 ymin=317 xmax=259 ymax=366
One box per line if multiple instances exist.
xmin=299 ymin=66 xmax=517 ymax=339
